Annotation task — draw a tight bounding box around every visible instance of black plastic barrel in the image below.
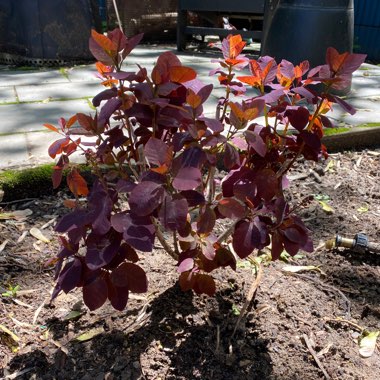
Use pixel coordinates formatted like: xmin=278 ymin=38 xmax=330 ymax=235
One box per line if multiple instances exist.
xmin=261 ymin=0 xmax=354 ymax=92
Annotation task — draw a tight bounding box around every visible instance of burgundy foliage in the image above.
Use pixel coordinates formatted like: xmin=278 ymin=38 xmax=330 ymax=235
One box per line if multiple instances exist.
xmin=45 ymin=29 xmax=365 ymax=310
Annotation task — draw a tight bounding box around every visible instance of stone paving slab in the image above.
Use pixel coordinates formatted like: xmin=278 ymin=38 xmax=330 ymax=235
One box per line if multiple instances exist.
xmin=0 ymin=133 xmax=30 ymax=168
xmin=0 ymin=69 xmax=70 ymax=87
xmin=0 ymin=87 xmax=17 ymax=103
xmin=0 ymin=99 xmax=92 ymax=134
xmin=16 ymin=82 xmax=99 ymax=103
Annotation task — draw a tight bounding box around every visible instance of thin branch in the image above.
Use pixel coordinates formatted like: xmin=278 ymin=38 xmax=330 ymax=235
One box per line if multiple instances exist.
xmin=151 ymin=217 xmax=178 ymax=261
xmin=303 ymin=334 xmax=331 ymax=380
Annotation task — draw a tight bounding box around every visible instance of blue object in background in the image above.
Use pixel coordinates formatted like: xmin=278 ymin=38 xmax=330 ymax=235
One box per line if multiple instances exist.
xmin=354 ymin=0 xmax=380 ymax=62
xmin=98 ymin=0 xmax=107 ymax=31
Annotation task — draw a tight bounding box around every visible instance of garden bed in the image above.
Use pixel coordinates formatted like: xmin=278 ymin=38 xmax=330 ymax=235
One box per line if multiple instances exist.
xmin=0 ymin=147 xmax=380 ymax=380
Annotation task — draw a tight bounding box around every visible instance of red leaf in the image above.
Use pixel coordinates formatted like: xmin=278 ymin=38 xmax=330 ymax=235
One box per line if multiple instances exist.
xmin=66 ymin=115 xmax=78 ymax=128
xmin=193 ymin=273 xmax=216 ymax=296
xmin=48 ymin=137 xmax=70 ymax=158
xmin=67 ymin=169 xmax=89 ymax=196
xmin=52 ymin=168 xmax=63 ymax=189
xmin=169 ymin=66 xmax=197 ymax=83
xmin=218 ymin=198 xmax=246 ymax=219
xmin=91 ymin=29 xmax=117 ymax=53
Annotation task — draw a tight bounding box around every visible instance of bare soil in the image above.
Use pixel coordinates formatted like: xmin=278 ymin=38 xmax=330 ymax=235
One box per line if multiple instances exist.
xmin=1 ymin=148 xmax=380 ymax=380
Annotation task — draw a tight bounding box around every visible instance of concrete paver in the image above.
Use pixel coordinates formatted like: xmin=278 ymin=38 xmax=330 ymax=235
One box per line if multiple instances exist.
xmin=0 ymin=45 xmax=379 ymax=170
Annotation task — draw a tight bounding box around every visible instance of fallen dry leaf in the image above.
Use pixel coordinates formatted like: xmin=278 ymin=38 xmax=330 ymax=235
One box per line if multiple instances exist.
xmin=30 ymin=227 xmax=50 ymax=243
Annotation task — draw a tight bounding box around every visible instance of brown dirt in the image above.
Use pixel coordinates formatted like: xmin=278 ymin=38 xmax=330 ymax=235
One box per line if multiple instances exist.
xmin=1 ymin=148 xmax=380 ymax=380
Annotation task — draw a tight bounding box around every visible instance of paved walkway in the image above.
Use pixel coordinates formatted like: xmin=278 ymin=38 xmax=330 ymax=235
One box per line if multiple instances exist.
xmin=0 ymin=45 xmax=380 ymax=169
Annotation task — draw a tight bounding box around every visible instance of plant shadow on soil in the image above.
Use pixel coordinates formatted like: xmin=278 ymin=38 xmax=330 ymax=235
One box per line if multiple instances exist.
xmin=8 ymin=283 xmax=273 ymax=380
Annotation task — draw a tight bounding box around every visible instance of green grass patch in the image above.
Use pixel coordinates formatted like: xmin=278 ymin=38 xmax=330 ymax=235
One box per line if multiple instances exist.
xmin=323 ymin=127 xmax=351 ymax=136
xmin=355 ymin=122 xmax=380 ymax=128
xmin=0 ymin=164 xmax=93 ymax=202
xmin=0 ymin=164 xmax=56 ymax=201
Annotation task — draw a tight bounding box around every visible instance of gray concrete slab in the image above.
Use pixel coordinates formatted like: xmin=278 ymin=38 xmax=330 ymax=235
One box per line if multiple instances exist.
xmin=16 ymin=82 xmax=99 ymax=102
xmin=0 ymin=69 xmax=70 ymax=86
xmin=0 ymin=87 xmax=17 ymax=103
xmin=0 ymin=133 xmax=30 ymax=168
xmin=0 ymin=99 xmax=93 ymax=134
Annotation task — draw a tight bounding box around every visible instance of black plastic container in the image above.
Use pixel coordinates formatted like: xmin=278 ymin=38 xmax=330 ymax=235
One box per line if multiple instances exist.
xmin=261 ymin=0 xmax=354 ymax=92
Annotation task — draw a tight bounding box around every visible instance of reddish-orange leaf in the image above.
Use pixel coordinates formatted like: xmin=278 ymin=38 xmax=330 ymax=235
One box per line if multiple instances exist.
xmin=237 ymin=75 xmax=261 ymax=87
xmin=151 ymin=164 xmax=169 ymax=174
xmin=91 ymin=29 xmax=117 ymax=53
xmin=63 ymin=199 xmax=77 ymax=209
xmin=228 ymin=35 xmax=246 ymax=59
xmin=151 ymin=66 xmax=162 ymax=85
xmin=67 ymin=169 xmax=89 ymax=196
xmin=66 ymin=114 xmax=78 ymax=128
xmin=43 ymin=123 xmax=59 ymax=132
xmin=101 ymin=79 xmax=119 ymax=87
xmin=95 ymin=61 xmax=112 ymax=76
xmin=225 ymin=58 xmax=247 ymax=66
xmin=326 ymin=47 xmax=349 ymax=73
xmin=186 ymin=90 xmax=202 ymax=109
xmin=229 ymin=102 xmax=245 ymax=120
xmin=169 ymin=66 xmax=197 ymax=83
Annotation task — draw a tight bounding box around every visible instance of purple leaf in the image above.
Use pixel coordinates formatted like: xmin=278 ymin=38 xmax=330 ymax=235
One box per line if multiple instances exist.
xmin=116 ymin=179 xmax=136 ymax=193
xmin=83 ymin=274 xmax=108 ymax=311
xmin=332 ymin=95 xmax=356 ymax=115
xmin=55 ymin=209 xmax=90 ymax=233
xmin=232 ymin=220 xmax=261 ymax=259
xmin=98 ymin=98 xmax=122 ymax=127
xmin=180 ymin=190 xmax=205 ymax=207
xmin=245 ymin=129 xmax=267 ymax=157
xmin=56 ymin=258 xmax=82 ymax=296
xmin=92 ymin=88 xmax=118 ymax=107
xmin=123 ymin=33 xmax=144 ymax=58
xmin=255 ymin=168 xmax=278 ymax=202
xmin=144 ymin=137 xmax=172 ymax=166
xmin=221 ymin=166 xmax=252 ymax=197
xmin=111 ymin=212 xmax=155 ymax=252
xmin=114 ymin=262 xmax=147 ymax=293
xmin=178 ymin=257 xmax=194 ymax=273
xmin=173 ymin=167 xmax=202 ymax=191
xmin=224 ymin=142 xmax=240 ymax=169
xmin=158 ymin=195 xmax=188 ymax=231
xmin=85 ymin=234 xmax=121 ymax=270
xmin=129 ymin=181 xmax=165 ymax=216
xmin=197 ymin=206 xmax=216 ymax=235
xmin=198 ymin=117 xmax=223 ymax=133
xmin=285 ymin=106 xmax=310 ymax=131
xmin=88 ymin=181 xmax=113 ymax=235
xmin=107 ymin=281 xmax=129 ymax=311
